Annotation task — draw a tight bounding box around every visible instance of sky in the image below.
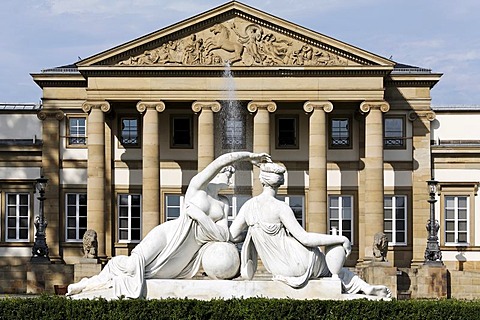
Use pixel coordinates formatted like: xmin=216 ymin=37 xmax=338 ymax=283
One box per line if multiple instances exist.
xmin=0 ymin=0 xmax=478 ymax=106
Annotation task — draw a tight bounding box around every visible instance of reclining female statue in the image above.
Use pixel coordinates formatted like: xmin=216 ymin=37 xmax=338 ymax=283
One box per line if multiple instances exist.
xmin=67 ymin=151 xmax=270 ymax=298
xmin=229 ymin=161 xmax=391 ymax=298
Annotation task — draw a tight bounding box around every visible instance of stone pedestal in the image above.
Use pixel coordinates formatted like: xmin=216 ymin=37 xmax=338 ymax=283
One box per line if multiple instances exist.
xmin=411 ymin=264 xmax=447 ymax=299
xmin=357 ymin=261 xmax=398 ymax=299
xmin=26 ymin=262 xmax=74 ymax=294
xmin=74 ymin=258 xmax=103 ymax=283
xmin=70 ymin=278 xmax=388 ymax=301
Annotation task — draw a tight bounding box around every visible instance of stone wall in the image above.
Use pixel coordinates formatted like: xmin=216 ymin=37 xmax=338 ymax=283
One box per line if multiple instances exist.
xmin=0 ymin=265 xmax=27 ymax=294
xmin=448 ymin=270 xmax=480 ymax=299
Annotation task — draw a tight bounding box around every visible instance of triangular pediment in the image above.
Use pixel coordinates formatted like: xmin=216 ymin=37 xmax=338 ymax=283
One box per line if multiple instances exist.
xmin=77 ymin=2 xmax=394 ymax=68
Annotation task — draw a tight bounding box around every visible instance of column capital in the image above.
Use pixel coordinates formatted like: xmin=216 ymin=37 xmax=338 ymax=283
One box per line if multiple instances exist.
xmin=360 ymin=101 xmax=390 ymax=114
xmin=136 ymin=101 xmax=166 ymax=114
xmin=192 ymin=101 xmax=221 ymax=114
xmin=247 ymin=101 xmax=277 ymax=113
xmin=303 ymin=101 xmax=333 ymax=114
xmin=408 ymin=110 xmax=436 ymax=122
xmin=37 ymin=110 xmax=64 ymax=121
xmin=82 ymin=101 xmax=111 ymax=114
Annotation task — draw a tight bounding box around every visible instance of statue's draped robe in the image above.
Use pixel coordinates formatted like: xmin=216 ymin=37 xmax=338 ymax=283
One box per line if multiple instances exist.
xmin=76 ymin=207 xmax=222 ymax=298
xmin=240 ymin=198 xmax=365 ymax=293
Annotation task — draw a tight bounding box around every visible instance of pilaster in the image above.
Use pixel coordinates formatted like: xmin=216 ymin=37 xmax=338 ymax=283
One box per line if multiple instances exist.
xmin=247 ymin=101 xmax=277 ymax=196
xmin=359 ymin=101 xmax=389 ymax=261
xmin=409 ymin=110 xmax=436 ymax=264
xmin=82 ymin=101 xmax=110 ymax=259
xmin=37 ymin=110 xmax=64 ymax=262
xmin=303 ymin=101 xmax=333 ymax=233
xmin=137 ymin=101 xmax=165 ymax=236
xmin=192 ymin=101 xmax=222 ymax=171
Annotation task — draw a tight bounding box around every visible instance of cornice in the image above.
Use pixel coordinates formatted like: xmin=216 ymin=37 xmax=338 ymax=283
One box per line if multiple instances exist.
xmin=385 ymin=79 xmax=439 ymax=88
xmin=78 ymin=67 xmax=391 ymax=78
xmin=33 ymin=80 xmax=87 ymax=88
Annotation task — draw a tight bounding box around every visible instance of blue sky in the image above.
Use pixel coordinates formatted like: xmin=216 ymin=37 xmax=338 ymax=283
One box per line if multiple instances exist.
xmin=1 ymin=0 xmax=478 ymax=105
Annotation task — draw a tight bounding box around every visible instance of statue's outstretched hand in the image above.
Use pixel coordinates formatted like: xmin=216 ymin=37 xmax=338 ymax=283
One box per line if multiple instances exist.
xmin=250 ymin=153 xmax=272 ymax=166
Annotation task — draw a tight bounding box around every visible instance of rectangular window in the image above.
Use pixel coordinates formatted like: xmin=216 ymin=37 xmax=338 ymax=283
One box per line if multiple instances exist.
xmin=330 ymin=117 xmax=351 ymax=148
xmin=384 ymin=117 xmax=405 ymax=148
xmin=445 ymin=196 xmax=469 ymax=245
xmin=276 ymin=116 xmax=298 ymax=149
xmin=67 ymin=117 xmax=87 ymax=145
xmin=223 ymin=119 xmax=246 ymax=149
xmin=118 ymin=194 xmax=141 ymax=242
xmin=6 ymin=193 xmax=30 ymax=241
xmin=165 ymin=194 xmax=184 ymax=221
xmin=277 ymin=195 xmax=305 ymax=228
xmin=384 ymin=195 xmax=407 ymax=245
xmin=171 ymin=116 xmax=193 ymax=148
xmin=328 ymin=195 xmax=353 ymax=242
xmin=120 ymin=117 xmax=139 ymax=146
xmin=65 ymin=193 xmax=87 ymax=241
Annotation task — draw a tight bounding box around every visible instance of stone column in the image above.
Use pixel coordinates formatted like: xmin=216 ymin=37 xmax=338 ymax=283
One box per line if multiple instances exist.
xmin=359 ymin=101 xmax=390 ymax=260
xmin=303 ymin=101 xmax=333 ymax=233
xmin=137 ymin=101 xmax=165 ymax=237
xmin=410 ymin=111 xmax=436 ymax=264
xmin=82 ymin=101 xmax=110 ymax=259
xmin=37 ymin=110 xmax=64 ymax=262
xmin=247 ymin=101 xmax=277 ymax=196
xmin=192 ymin=101 xmax=222 ymax=171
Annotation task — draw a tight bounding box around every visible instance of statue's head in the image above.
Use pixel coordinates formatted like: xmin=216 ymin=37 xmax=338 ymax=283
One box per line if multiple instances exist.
xmin=82 ymin=229 xmax=98 ymax=259
xmin=259 ymin=162 xmax=286 ymax=189
xmin=210 ymin=166 xmax=236 ymax=189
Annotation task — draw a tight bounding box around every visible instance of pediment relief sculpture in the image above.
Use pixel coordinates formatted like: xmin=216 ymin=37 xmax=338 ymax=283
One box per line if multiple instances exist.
xmin=118 ymin=18 xmax=351 ymax=67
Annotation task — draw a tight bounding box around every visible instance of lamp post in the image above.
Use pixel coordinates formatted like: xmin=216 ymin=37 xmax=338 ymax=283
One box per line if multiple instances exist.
xmin=424 ymin=178 xmax=443 ymax=265
xmin=31 ymin=176 xmax=49 ymax=263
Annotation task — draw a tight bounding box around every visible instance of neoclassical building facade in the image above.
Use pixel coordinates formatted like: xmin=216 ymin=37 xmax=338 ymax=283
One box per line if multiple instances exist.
xmin=2 ymin=2 xmax=452 ymax=271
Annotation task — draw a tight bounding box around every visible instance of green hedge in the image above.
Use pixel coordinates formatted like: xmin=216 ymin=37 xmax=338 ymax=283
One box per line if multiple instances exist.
xmin=1 ymin=295 xmax=480 ymax=320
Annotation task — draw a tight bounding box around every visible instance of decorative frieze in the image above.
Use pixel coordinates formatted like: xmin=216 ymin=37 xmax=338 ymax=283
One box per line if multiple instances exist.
xmin=118 ymin=18 xmax=350 ymax=67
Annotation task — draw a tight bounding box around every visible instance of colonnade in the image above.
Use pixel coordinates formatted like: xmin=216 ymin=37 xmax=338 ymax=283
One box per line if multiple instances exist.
xmin=39 ymin=98 xmax=410 ymax=262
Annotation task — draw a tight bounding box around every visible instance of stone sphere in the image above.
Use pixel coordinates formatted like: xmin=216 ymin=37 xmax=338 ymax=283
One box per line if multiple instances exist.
xmin=202 ymin=242 xmax=240 ymax=279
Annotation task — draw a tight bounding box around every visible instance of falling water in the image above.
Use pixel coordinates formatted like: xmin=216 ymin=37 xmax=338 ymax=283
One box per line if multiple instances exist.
xmin=221 ymin=61 xmax=248 ymax=236
xmin=221 ymin=62 xmax=244 ymax=154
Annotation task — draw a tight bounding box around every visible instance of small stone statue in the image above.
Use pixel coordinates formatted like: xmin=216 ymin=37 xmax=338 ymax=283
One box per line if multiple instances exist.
xmin=82 ymin=229 xmax=98 ymax=259
xmin=373 ymin=232 xmax=388 ymax=262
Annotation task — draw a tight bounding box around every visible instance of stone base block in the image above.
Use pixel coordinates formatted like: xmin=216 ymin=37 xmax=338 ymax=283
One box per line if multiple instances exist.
xmin=411 ymin=264 xmax=447 ymax=299
xmin=70 ymin=278 xmax=389 ymax=301
xmin=356 ymin=261 xmax=398 ymax=299
xmin=26 ymin=263 xmax=74 ymax=294
xmin=74 ymin=260 xmax=103 ymax=283
xmin=146 ymin=278 xmax=344 ymax=300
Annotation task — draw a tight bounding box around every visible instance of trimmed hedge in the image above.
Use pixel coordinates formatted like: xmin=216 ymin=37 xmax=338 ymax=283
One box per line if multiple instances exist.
xmin=1 ymin=295 xmax=480 ymax=320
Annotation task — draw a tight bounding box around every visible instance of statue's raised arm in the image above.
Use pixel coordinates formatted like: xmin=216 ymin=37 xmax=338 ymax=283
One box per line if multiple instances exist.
xmin=186 ymin=152 xmax=271 ymax=195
